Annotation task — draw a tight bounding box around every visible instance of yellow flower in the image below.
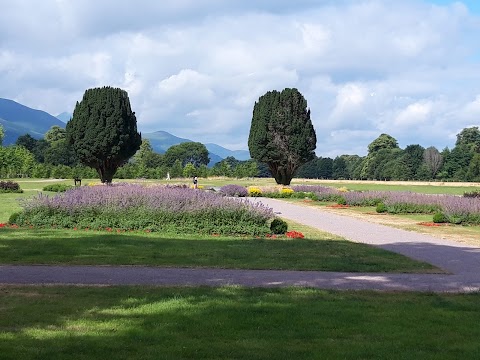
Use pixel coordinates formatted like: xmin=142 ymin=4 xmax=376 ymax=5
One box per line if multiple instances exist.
xmin=248 ymin=186 xmax=262 ymax=197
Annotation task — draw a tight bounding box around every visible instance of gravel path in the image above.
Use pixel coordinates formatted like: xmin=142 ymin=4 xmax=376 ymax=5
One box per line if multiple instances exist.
xmin=1 ymin=198 xmax=479 ymax=292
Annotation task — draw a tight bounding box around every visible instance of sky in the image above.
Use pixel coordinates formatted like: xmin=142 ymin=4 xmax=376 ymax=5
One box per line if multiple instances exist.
xmin=0 ymin=0 xmax=479 ymax=157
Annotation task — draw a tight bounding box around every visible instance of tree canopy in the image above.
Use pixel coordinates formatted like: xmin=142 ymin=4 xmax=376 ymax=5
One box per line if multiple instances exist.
xmin=66 ymin=86 xmax=141 ymax=183
xmin=163 ymin=142 xmax=210 ymax=168
xmin=248 ymin=88 xmax=316 ymax=185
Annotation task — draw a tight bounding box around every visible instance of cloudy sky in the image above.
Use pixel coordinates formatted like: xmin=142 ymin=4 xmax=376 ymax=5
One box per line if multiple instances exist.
xmin=1 ymin=0 xmax=479 ymax=156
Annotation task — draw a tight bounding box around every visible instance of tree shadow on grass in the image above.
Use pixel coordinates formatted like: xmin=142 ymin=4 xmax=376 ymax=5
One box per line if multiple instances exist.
xmin=1 ymin=286 xmax=480 ymax=360
xmin=0 ymin=228 xmax=436 ymax=273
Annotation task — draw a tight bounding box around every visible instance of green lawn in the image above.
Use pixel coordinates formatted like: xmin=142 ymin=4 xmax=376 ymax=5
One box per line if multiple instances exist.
xmin=0 ymin=227 xmax=438 ymax=273
xmin=1 ymin=286 xmax=479 ymax=360
xmin=292 ymin=180 xmax=479 ymax=195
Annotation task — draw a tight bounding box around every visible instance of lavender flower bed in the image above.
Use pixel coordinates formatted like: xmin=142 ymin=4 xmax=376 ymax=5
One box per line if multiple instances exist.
xmin=219 ymin=184 xmax=248 ymax=197
xmin=441 ymin=196 xmax=480 ymax=224
xmin=291 ymin=185 xmax=341 ymax=201
xmin=13 ymin=184 xmax=275 ymax=235
xmin=341 ymin=190 xmax=480 ymax=224
xmin=343 ymin=191 xmax=388 ymax=206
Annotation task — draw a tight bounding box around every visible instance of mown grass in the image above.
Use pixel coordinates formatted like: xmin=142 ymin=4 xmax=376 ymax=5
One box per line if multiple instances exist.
xmin=293 ymin=180 xmax=479 ymax=195
xmin=1 ymin=286 xmax=479 ymax=360
xmin=0 ymin=227 xmax=438 ymax=273
xmin=300 ymin=201 xmax=480 ymax=246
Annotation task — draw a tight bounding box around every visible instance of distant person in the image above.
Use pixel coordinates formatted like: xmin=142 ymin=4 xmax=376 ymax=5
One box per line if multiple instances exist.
xmin=166 ymin=172 xmax=170 ymax=181
xmin=193 ymin=176 xmax=198 ymax=189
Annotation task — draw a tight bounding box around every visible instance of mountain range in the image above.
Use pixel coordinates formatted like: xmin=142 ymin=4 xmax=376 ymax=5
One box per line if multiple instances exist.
xmin=0 ymin=98 xmax=250 ymax=165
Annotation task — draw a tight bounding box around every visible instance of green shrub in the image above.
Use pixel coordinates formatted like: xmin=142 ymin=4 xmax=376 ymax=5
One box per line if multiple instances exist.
xmin=270 ymin=218 xmax=288 ymax=234
xmin=337 ymin=196 xmax=347 ymax=205
xmin=43 ymin=183 xmax=74 ymax=192
xmin=433 ymin=213 xmax=447 ymax=223
xmin=8 ymin=212 xmax=21 ymax=224
xmin=290 ymin=191 xmax=319 ymax=201
xmin=376 ymin=203 xmax=387 ymax=213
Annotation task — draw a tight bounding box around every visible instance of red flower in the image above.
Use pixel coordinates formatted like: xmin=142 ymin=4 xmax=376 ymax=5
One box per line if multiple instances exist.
xmin=0 ymin=223 xmax=6 ymax=228
xmin=286 ymin=231 xmax=304 ymax=239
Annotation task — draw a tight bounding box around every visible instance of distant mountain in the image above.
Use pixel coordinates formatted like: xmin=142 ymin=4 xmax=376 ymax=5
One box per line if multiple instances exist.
xmin=142 ymin=131 xmax=192 ymax=153
xmin=204 ymin=143 xmax=250 ymax=161
xmin=143 ymin=131 xmax=225 ymax=166
xmin=0 ymin=98 xmax=66 ymax=145
xmin=0 ymin=98 xmax=250 ymax=166
xmin=56 ymin=112 xmax=72 ymax=123
xmin=142 ymin=131 xmax=250 ymax=162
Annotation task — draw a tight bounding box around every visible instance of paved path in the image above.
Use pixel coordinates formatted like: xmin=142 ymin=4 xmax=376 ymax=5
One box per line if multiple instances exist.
xmin=1 ymin=198 xmax=479 ymax=292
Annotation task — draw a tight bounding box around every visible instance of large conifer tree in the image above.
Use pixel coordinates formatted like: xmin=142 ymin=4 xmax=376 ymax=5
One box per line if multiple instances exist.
xmin=66 ymin=87 xmax=141 ymax=183
xmin=248 ymin=88 xmax=316 ymax=185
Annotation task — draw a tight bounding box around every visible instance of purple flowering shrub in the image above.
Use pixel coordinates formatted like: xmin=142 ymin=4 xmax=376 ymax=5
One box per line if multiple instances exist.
xmin=0 ymin=181 xmax=23 ymax=193
xmin=368 ymin=191 xmax=479 ymax=224
xmin=441 ymin=196 xmax=480 ymax=224
xmin=291 ymin=185 xmax=341 ymax=201
xmin=14 ymin=184 xmax=274 ymax=235
xmin=290 ymin=186 xmax=480 ymax=224
xmin=219 ymin=184 xmax=248 ymax=197
xmin=343 ymin=191 xmax=387 ymax=206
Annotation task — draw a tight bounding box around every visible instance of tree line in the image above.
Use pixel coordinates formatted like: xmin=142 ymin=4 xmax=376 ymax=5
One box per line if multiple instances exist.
xmin=0 ymin=126 xmax=261 ymax=180
xmin=0 ymin=85 xmax=478 ymax=183
xmin=296 ymin=128 xmax=480 ymax=182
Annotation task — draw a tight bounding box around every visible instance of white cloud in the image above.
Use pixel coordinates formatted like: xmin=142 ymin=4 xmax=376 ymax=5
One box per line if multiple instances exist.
xmin=0 ymin=0 xmax=479 ymax=155
xmin=394 ymin=101 xmax=433 ymax=127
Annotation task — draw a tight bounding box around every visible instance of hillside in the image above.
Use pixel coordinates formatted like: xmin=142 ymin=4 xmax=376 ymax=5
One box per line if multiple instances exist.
xmin=0 ymin=98 xmax=66 ymax=145
xmin=0 ymin=99 xmax=251 ymax=166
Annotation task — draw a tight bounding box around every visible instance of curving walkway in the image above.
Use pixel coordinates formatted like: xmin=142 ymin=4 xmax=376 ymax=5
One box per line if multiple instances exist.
xmin=1 ymin=198 xmax=479 ymax=292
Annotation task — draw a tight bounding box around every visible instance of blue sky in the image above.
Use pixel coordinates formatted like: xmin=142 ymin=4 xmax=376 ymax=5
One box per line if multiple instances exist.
xmin=431 ymin=0 xmax=480 ymax=13
xmin=0 ymin=0 xmax=479 ymax=156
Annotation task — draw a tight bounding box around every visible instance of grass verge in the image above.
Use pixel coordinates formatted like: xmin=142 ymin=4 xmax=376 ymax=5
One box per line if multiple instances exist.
xmin=294 ymin=200 xmax=480 ymax=247
xmin=1 ymin=286 xmax=479 ymax=360
xmin=0 ymin=227 xmax=438 ymax=273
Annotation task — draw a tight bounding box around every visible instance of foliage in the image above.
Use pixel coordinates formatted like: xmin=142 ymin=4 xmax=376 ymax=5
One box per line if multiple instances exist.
xmin=367 ymin=133 xmax=399 ymax=153
xmin=0 ymin=124 xmax=3 ymax=146
xmin=219 ymin=184 xmax=248 ymax=197
xmin=163 ymin=142 xmax=210 ymax=168
xmin=433 ymin=212 xmax=447 ymax=223
xmin=13 ymin=184 xmax=274 ymax=235
xmin=270 ymin=218 xmax=288 ymax=234
xmin=0 ymin=181 xmax=22 ymax=193
xmin=296 ymin=157 xmax=333 ymax=179
xmin=376 ymin=202 xmax=387 ymax=213
xmin=0 ymin=145 xmax=35 ymax=178
xmin=248 ymin=88 xmax=316 ymax=185
xmin=343 ymin=191 xmax=386 ymax=206
xmin=42 ymin=183 xmax=74 ymax=192
xmin=291 ymin=185 xmax=342 ymax=201
xmin=464 ymin=190 xmax=480 ymax=198
xmin=455 ymin=126 xmax=480 ymax=150
xmin=66 ymin=86 xmax=142 ymax=183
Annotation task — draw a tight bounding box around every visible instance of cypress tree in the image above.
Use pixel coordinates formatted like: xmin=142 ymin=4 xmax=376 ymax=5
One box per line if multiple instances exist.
xmin=248 ymin=88 xmax=316 ymax=185
xmin=66 ymin=87 xmax=141 ymax=183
